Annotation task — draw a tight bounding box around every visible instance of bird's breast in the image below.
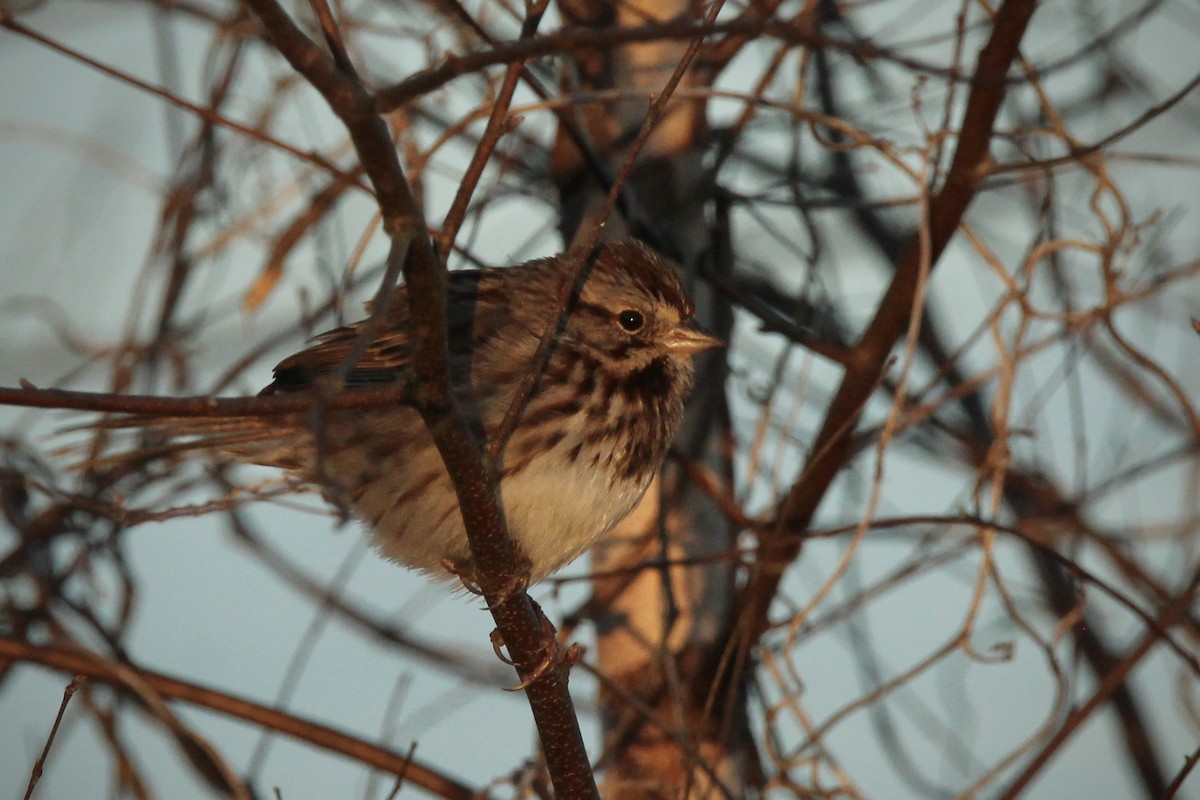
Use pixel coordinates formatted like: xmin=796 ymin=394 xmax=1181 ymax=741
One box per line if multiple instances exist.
xmin=499 ymin=435 xmax=650 ymax=582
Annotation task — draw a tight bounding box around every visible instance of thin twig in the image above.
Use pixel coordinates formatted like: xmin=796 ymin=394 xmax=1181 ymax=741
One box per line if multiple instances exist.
xmin=0 ymin=16 xmax=366 ymax=191
xmin=436 ymin=0 xmax=551 ymax=261
xmin=490 ymin=0 xmax=728 ymax=455
xmin=998 ymin=567 xmax=1200 ymax=798
xmin=1163 ymin=741 xmax=1200 ymax=800
xmin=23 ymin=675 xmax=85 ymax=800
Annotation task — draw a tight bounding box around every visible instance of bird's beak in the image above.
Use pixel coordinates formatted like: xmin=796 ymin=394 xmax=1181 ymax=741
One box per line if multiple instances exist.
xmin=665 ymin=321 xmax=723 ymax=356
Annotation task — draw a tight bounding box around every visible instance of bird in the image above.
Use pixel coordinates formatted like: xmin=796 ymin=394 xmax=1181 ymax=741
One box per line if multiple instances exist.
xmin=105 ymin=239 xmax=720 ymax=584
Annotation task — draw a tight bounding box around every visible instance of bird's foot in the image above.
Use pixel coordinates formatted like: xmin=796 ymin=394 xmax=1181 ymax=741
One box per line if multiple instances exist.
xmin=441 ymin=556 xmax=483 ymax=595
xmin=492 ymin=603 xmax=582 ymax=691
xmin=441 ymin=555 xmax=532 ymax=604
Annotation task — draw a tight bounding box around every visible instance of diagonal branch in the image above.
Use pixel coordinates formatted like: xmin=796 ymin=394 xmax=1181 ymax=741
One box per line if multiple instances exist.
xmin=997 ymin=566 xmax=1200 ymax=798
xmin=235 ymin=2 xmax=599 ymax=796
xmin=0 ymin=637 xmax=482 ymax=800
xmin=0 ymin=16 xmax=367 ymax=191
xmin=736 ymin=0 xmax=1039 ymax=641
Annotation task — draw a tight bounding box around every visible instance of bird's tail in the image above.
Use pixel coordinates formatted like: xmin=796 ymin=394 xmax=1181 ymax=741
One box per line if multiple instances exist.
xmin=65 ymin=413 xmax=312 ymax=473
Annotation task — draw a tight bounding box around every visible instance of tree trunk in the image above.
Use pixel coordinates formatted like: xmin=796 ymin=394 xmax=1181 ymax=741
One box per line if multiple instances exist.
xmin=553 ymin=2 xmax=758 ymax=796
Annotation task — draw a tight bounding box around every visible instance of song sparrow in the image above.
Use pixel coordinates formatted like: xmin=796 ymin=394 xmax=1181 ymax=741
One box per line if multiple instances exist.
xmin=123 ymin=240 xmax=719 ymax=584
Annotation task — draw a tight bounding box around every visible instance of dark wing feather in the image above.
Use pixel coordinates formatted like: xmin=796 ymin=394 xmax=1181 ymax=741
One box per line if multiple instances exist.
xmin=263 ymin=323 xmax=409 ymax=393
xmin=261 ymin=269 xmax=504 ymax=395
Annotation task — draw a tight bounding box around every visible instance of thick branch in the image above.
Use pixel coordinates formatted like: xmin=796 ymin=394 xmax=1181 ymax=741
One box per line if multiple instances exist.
xmin=737 ymin=0 xmax=1039 ymax=639
xmin=237 ymin=2 xmax=599 ymax=796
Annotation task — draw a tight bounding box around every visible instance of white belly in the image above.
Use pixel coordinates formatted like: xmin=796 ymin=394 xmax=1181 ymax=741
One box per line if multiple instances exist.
xmin=347 ymin=432 xmax=649 ymax=583
xmin=500 ymin=444 xmax=648 ymax=582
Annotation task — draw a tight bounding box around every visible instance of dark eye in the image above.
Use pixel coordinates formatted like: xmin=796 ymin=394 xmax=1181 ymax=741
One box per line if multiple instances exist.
xmin=618 ymin=309 xmax=645 ymax=332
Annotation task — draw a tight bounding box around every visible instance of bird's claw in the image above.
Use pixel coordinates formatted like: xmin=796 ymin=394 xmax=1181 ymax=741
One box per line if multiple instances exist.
xmin=502 ymin=639 xmax=583 ymax=692
xmin=494 ymin=612 xmax=582 ymax=691
xmin=442 ymin=556 xmax=532 ymax=604
xmin=493 ymin=564 xmax=531 ymax=606
xmin=442 ymin=556 xmax=484 ymax=595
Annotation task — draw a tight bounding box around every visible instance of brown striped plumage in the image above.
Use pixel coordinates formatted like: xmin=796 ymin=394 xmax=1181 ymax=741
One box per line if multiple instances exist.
xmin=123 ymin=240 xmax=719 ymax=583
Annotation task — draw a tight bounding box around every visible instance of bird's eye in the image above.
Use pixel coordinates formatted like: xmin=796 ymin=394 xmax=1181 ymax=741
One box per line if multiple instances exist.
xmin=618 ymin=309 xmax=645 ymax=332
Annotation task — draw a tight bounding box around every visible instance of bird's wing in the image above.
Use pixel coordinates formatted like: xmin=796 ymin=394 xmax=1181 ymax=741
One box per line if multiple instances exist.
xmin=262 ymin=269 xmax=504 ymax=395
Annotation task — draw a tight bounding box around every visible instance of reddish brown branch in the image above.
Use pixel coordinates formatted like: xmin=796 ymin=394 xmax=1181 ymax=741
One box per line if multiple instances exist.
xmin=1164 ymin=742 xmax=1200 ymax=800
xmin=0 ymin=638 xmax=481 ymax=800
xmin=998 ymin=567 xmax=1200 ymax=798
xmin=238 ymin=1 xmax=600 ymax=796
xmin=373 ymin=18 xmax=976 ymax=113
xmin=435 ymin=0 xmax=550 ymax=261
xmin=737 ymin=0 xmax=1039 ymax=639
xmin=22 ymin=675 xmax=83 ymax=800
xmin=0 ymin=384 xmax=410 ymax=417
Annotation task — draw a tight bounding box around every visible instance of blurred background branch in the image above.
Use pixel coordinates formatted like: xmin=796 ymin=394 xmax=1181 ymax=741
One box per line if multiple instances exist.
xmin=2 ymin=0 xmax=1199 ymax=798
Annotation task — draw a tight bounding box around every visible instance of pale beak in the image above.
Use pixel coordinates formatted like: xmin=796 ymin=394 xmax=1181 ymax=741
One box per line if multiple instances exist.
xmin=664 ymin=321 xmax=723 ymax=356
